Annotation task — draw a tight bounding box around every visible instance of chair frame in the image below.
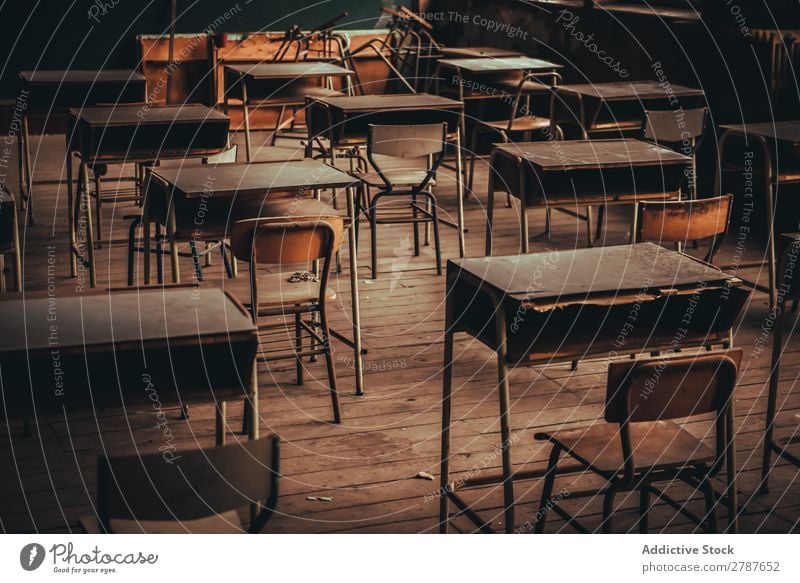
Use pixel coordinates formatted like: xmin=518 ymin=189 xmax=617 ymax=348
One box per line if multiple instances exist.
xmin=364 ymin=123 xmax=448 ymax=278
xmin=90 ymin=436 xmax=280 ymax=534
xmin=535 ymin=350 xmax=742 ymax=534
xmin=634 ymin=193 xmax=733 ymax=264
xmin=231 ymin=217 xmax=343 ymax=424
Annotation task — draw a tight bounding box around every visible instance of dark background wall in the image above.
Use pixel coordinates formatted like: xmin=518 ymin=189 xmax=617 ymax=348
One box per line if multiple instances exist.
xmin=0 ymin=0 xmax=400 ymax=98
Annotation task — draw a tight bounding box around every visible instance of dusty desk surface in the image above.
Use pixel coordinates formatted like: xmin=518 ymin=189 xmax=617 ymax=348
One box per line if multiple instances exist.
xmin=494 ymin=139 xmax=690 ymax=171
xmin=451 ymin=242 xmax=736 ymax=305
xmin=150 ymin=160 xmax=359 ymax=199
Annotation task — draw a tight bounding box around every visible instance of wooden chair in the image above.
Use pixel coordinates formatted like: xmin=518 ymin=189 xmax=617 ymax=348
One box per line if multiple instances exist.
xmin=761 ymin=233 xmax=800 ymax=493
xmin=363 ymin=123 xmax=447 ymax=278
xmin=0 ymin=188 xmax=22 ymax=293
xmin=229 ymin=216 xmax=343 ymax=424
xmin=535 ymin=349 xmax=743 ymax=534
xmin=79 ymin=436 xmax=280 ymax=534
xmin=634 ymin=194 xmax=733 ymax=264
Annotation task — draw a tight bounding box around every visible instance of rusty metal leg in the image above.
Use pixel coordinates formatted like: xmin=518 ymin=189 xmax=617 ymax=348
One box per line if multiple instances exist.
xmin=761 ymin=295 xmax=785 ymax=494
xmin=495 ymin=308 xmax=515 ymax=533
xmin=439 ymin=295 xmax=456 ymax=533
xmin=724 ymin=405 xmax=738 ymax=533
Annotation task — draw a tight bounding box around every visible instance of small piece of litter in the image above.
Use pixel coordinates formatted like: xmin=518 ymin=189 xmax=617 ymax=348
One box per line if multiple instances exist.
xmin=416 ymin=471 xmax=435 ymax=481
xmin=306 ymin=496 xmax=318 ymax=501
xmin=306 ymin=496 xmax=334 ymax=502
xmin=363 ymin=279 xmax=374 ymax=284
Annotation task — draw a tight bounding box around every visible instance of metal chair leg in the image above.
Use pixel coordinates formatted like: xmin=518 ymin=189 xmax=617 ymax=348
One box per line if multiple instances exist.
xmin=127 ymin=216 xmax=141 ymax=286
xmin=534 ymin=445 xmax=561 ymax=534
xmin=370 ymin=195 xmax=379 ymax=279
xmin=320 ymin=305 xmax=342 ymax=424
xmin=431 ymin=195 xmax=442 ymax=276
xmin=639 ymin=486 xmax=650 ymax=533
xmin=601 ymin=486 xmax=618 ymax=533
xmin=295 ymin=310 xmax=304 ymax=386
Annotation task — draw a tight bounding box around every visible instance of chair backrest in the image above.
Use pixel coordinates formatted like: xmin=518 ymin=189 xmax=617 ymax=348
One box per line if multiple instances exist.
xmin=97 ymin=436 xmax=280 ymax=533
xmin=367 ymin=123 xmax=447 ymax=192
xmin=368 ymin=123 xmax=447 ymax=158
xmin=229 ymin=216 xmax=344 ymax=265
xmin=605 ymin=350 xmax=742 ymax=424
xmin=203 ymin=144 xmax=238 ymax=165
xmin=643 ymin=107 xmax=707 ymax=150
xmin=604 ymin=350 xmax=741 ymax=482
xmin=636 ymin=194 xmax=733 ymax=262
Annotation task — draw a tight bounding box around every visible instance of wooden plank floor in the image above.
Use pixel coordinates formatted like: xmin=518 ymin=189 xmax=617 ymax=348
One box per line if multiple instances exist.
xmin=1 ymin=131 xmax=799 ymax=534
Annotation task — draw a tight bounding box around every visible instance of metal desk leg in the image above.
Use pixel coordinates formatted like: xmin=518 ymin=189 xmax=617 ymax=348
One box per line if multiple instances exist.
xmin=249 ymin=359 xmax=260 ymax=440
xmin=215 ymin=401 xmax=227 ymax=446
xmin=519 ymin=192 xmax=529 ymax=254
xmin=167 ymin=205 xmax=181 ymax=284
xmin=242 ymin=82 xmax=252 ymax=162
xmin=248 ymin=358 xmax=260 ymax=525
xmin=760 ymin=293 xmax=785 ymax=494
xmin=724 ymin=403 xmax=738 ymax=533
xmin=345 ymin=184 xmax=365 ymax=396
xmin=494 ymin=307 xmax=515 ymax=533
xmin=17 ymin=116 xmax=29 ymax=207
xmin=22 ymin=116 xmax=34 ymax=226
xmin=438 ymin=294 xmax=456 ymax=533
xmin=455 ymin=130 xmax=466 ymax=258
xmin=485 ymin=164 xmax=495 ymax=257
xmin=763 ymin=168 xmax=777 ymax=310
xmin=80 ymin=162 xmax=97 ymax=288
xmin=143 ymin=203 xmax=151 ymax=285
xmin=66 ymin=153 xmax=77 ymax=277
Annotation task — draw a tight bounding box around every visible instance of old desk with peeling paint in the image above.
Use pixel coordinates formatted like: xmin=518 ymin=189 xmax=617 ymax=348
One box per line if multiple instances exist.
xmin=439 ymin=243 xmax=749 ymax=533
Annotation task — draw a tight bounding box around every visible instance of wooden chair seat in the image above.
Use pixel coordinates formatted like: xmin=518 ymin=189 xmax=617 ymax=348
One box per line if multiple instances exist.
xmin=225 ymin=272 xmax=336 ymax=308
xmin=535 ymin=419 xmax=715 ymax=477
xmin=480 ymin=116 xmax=552 ymax=133
xmin=360 ymin=169 xmax=436 ymax=188
xmin=591 ymin=119 xmax=642 ymax=132
xmin=80 ymin=510 xmax=245 ymax=534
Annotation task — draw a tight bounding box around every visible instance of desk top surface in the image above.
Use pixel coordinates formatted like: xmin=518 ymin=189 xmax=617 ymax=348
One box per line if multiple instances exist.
xmin=437 ymin=46 xmax=524 ymax=59
xmin=315 ymin=93 xmax=463 ymax=112
xmin=556 ymin=81 xmax=704 ymax=100
xmin=225 ymin=62 xmax=354 ymax=79
xmin=438 ymin=56 xmax=562 ymax=72
xmin=150 ymin=160 xmax=359 ymax=198
xmin=452 ymin=243 xmax=735 ymax=304
xmin=494 ymin=139 xmax=690 ymax=170
xmin=720 ymin=121 xmax=800 ymax=144
xmin=0 ymin=288 xmax=255 ymax=355
xmin=20 ymin=69 xmax=146 ymax=84
xmin=69 ymin=104 xmax=228 ymax=127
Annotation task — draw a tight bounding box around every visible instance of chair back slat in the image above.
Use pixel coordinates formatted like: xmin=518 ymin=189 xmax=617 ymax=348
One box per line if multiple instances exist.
xmin=637 ymin=194 xmax=732 ymax=247
xmin=97 ymin=436 xmax=279 ymax=525
xmin=643 ymin=107 xmax=707 ymax=145
xmin=605 ymin=350 xmax=742 ymax=424
xmin=229 ymin=217 xmax=343 ymax=265
xmin=368 ymin=123 xmax=447 ymax=158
